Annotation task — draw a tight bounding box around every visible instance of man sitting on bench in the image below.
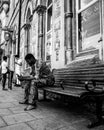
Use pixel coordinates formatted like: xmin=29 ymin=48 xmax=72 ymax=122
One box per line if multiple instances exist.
xmin=18 ymin=59 xmax=55 ymax=111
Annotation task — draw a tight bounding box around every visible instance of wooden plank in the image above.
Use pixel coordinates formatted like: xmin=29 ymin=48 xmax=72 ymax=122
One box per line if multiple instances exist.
xmin=43 ymin=87 xmax=85 ymax=97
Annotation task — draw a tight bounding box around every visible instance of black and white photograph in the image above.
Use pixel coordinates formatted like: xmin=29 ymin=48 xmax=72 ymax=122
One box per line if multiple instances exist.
xmin=0 ymin=0 xmax=104 ymax=129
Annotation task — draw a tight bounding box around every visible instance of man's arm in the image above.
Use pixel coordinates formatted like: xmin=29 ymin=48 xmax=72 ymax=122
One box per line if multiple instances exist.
xmin=18 ymin=75 xmax=36 ymax=81
xmin=15 ymin=62 xmax=22 ymax=66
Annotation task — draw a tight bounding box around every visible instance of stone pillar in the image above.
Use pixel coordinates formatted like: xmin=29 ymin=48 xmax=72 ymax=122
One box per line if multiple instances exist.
xmin=39 ymin=13 xmax=43 ymax=62
xmin=65 ymin=0 xmax=73 ymax=64
xmin=35 ymin=5 xmax=46 ymax=64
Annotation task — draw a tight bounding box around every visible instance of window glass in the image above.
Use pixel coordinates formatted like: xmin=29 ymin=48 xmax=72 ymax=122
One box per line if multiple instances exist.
xmin=79 ymin=0 xmax=93 ymax=9
xmin=78 ymin=2 xmax=100 ymax=51
xmin=47 ymin=6 xmax=52 ymax=31
xmin=15 ymin=0 xmax=18 ymax=6
xmin=48 ymin=0 xmax=52 ymax=6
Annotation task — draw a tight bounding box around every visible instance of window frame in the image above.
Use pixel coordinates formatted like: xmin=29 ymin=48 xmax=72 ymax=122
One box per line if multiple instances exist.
xmin=46 ymin=0 xmax=53 ymax=33
xmin=76 ymin=0 xmax=102 ymax=54
xmin=45 ymin=0 xmax=53 ymax=62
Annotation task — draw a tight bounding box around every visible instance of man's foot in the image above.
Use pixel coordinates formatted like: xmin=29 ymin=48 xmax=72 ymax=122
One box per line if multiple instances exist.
xmin=2 ymin=88 xmax=8 ymax=91
xmin=8 ymin=87 xmax=12 ymax=90
xmin=24 ymin=105 xmax=37 ymax=111
xmin=19 ymin=100 xmax=28 ymax=104
xmin=15 ymin=84 xmax=21 ymax=87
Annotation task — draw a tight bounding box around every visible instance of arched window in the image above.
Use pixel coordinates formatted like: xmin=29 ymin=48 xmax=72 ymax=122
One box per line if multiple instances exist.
xmin=47 ymin=0 xmax=52 ymax=32
xmin=46 ymin=0 xmax=53 ymax=63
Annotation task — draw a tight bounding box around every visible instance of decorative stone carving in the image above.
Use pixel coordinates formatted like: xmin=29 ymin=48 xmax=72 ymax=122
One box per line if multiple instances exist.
xmin=23 ymin=23 xmax=31 ymax=30
xmin=2 ymin=0 xmax=10 ymax=14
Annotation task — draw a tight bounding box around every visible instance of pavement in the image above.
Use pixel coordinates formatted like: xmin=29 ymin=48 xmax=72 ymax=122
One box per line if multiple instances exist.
xmin=0 ymin=84 xmax=103 ymax=130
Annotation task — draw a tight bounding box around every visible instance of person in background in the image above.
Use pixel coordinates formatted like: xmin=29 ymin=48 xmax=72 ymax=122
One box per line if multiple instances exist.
xmin=18 ymin=53 xmax=38 ymax=111
xmin=8 ymin=54 xmax=15 ymax=90
xmin=15 ymin=56 xmax=22 ymax=86
xmin=1 ymin=56 xmax=8 ymax=90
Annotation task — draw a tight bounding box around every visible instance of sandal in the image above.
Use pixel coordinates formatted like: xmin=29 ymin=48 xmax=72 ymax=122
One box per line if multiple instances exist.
xmin=24 ymin=105 xmax=36 ymax=111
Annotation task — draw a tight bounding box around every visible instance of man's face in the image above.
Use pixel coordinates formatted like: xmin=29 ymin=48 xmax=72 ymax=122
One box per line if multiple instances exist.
xmin=26 ymin=59 xmax=31 ymax=64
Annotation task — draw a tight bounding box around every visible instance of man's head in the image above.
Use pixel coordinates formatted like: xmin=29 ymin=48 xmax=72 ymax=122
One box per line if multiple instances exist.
xmin=3 ymin=56 xmax=7 ymax=61
xmin=25 ymin=53 xmax=36 ymax=66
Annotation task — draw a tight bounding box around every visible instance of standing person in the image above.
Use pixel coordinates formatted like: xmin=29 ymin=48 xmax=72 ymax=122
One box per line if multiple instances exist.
xmin=1 ymin=56 xmax=8 ymax=90
xmin=18 ymin=53 xmax=38 ymax=111
xmin=15 ymin=56 xmax=22 ymax=86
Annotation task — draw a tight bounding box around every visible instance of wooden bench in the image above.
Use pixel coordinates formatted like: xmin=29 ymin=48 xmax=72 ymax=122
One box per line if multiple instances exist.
xmin=40 ymin=63 xmax=104 ymax=128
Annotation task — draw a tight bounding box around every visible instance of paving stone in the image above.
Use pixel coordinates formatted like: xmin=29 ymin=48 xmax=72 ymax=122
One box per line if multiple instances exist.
xmin=28 ymin=110 xmax=47 ymax=119
xmin=2 ymin=113 xmax=36 ymax=125
xmin=28 ymin=109 xmax=56 ymax=119
xmin=27 ymin=118 xmax=66 ymax=130
xmin=59 ymin=126 xmax=77 ymax=130
xmin=9 ymin=106 xmax=26 ymax=114
xmin=71 ymin=119 xmax=104 ymax=130
xmin=0 ymin=109 xmax=12 ymax=116
xmin=0 ymin=103 xmax=15 ymax=109
xmin=0 ymin=117 xmax=6 ymax=128
xmin=11 ymin=101 xmax=21 ymax=106
xmin=0 ymin=123 xmax=32 ymax=130
xmin=0 ymin=98 xmax=17 ymax=103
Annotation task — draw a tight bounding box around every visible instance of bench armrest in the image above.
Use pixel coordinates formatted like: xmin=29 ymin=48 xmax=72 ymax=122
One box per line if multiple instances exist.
xmin=85 ymin=80 xmax=104 ymax=94
xmin=85 ymin=80 xmax=96 ymax=92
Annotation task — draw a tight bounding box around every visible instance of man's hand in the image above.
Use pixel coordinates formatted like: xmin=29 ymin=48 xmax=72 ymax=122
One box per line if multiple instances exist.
xmin=17 ymin=75 xmax=24 ymax=81
xmin=34 ymin=75 xmax=39 ymax=79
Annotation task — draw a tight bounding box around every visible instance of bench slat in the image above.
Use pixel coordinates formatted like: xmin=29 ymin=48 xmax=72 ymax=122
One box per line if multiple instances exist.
xmin=43 ymin=87 xmax=87 ymax=97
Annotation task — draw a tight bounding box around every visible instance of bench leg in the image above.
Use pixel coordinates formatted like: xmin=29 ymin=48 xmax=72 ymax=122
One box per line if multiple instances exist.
xmin=38 ymin=89 xmax=47 ymax=102
xmin=88 ymin=97 xmax=104 ymax=128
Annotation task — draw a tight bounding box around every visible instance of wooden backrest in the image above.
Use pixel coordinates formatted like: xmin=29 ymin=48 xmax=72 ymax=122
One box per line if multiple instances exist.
xmin=53 ymin=64 xmax=104 ymax=91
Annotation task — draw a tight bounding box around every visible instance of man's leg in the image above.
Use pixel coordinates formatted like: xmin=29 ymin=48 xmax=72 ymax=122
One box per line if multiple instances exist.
xmin=9 ymin=71 xmax=14 ymax=90
xmin=2 ymin=74 xmax=6 ymax=90
xmin=24 ymin=81 xmax=38 ymax=111
xmin=19 ymin=81 xmax=30 ymax=104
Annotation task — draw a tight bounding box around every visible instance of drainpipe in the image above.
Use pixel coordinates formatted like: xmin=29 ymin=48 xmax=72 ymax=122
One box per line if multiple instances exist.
xmin=17 ymin=0 xmax=22 ymax=57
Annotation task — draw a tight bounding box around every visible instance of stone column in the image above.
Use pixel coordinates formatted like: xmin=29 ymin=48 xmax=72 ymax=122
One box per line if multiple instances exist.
xmin=39 ymin=13 xmax=43 ymax=62
xmin=65 ymin=0 xmax=73 ymax=64
xmin=35 ymin=5 xmax=46 ymax=64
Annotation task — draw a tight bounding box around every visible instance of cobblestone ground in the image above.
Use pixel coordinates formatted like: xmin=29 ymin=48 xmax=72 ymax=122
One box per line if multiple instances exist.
xmin=0 ymin=84 xmax=103 ymax=130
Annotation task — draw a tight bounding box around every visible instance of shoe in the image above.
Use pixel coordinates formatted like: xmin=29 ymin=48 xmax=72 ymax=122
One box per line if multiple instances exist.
xmin=15 ymin=84 xmax=21 ymax=87
xmin=2 ymin=88 xmax=8 ymax=91
xmin=24 ymin=105 xmax=37 ymax=111
xmin=8 ymin=86 xmax=12 ymax=90
xmin=19 ymin=100 xmax=28 ymax=104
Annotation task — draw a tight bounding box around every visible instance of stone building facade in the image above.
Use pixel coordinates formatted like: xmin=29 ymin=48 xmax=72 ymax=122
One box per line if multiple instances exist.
xmin=0 ymin=0 xmax=104 ymax=74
